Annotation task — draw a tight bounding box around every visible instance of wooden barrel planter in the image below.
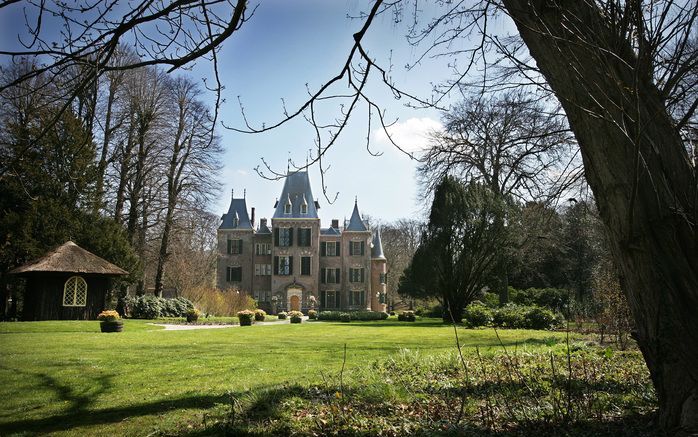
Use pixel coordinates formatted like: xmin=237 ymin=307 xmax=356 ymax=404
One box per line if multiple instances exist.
xmin=100 ymin=320 xmax=124 ymax=332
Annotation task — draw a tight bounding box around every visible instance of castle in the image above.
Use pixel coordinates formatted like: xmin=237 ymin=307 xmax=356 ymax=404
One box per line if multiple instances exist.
xmin=217 ymin=171 xmax=387 ymax=313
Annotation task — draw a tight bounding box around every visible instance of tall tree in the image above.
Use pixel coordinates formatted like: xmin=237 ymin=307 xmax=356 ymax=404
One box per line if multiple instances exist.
xmin=400 ymin=176 xmax=510 ymax=322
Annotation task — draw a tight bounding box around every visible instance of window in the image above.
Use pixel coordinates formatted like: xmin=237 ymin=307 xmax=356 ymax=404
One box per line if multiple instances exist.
xmin=379 ymin=272 xmax=387 ymax=284
xmin=300 ymin=204 xmax=307 ymax=214
xmin=284 ymin=202 xmax=291 ymax=214
xmin=298 ymin=228 xmax=312 ymax=246
xmin=275 ymin=227 xmax=293 ymax=247
xmin=349 ymin=268 xmax=365 ymax=283
xmin=321 ymin=268 xmax=340 ymax=284
xmin=275 ymin=256 xmax=292 ymax=275
xmin=254 ymin=290 xmax=271 ymax=302
xmin=349 ymin=241 xmax=365 ymax=256
xmin=349 ymin=290 xmax=365 ymax=307
xmin=301 ymin=256 xmax=311 ymax=275
xmin=321 ymin=290 xmax=337 ymax=309
xmin=227 ymin=239 xmax=243 ymax=255
xmin=255 ymin=243 xmax=271 ymax=255
xmin=63 ymin=276 xmax=87 ymax=307
xmin=321 ymin=241 xmax=338 ymax=256
xmin=255 ymin=264 xmax=272 ymax=276
xmin=226 ymin=266 xmax=242 ymax=282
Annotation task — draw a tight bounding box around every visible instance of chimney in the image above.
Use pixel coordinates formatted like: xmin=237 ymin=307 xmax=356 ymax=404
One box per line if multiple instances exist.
xmin=331 ymin=219 xmax=339 ymax=229
xmin=250 ymin=207 xmax=256 ymax=227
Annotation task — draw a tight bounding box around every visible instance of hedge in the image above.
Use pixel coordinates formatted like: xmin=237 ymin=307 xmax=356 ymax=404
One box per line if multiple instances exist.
xmin=318 ymin=311 xmax=388 ymax=321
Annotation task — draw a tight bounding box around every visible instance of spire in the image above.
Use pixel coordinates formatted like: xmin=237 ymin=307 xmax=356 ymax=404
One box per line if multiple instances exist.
xmin=346 ymin=200 xmax=369 ymax=232
xmin=371 ymin=228 xmax=386 ymax=259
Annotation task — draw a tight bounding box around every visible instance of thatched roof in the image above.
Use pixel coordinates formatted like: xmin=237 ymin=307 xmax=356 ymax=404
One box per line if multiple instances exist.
xmin=9 ymin=241 xmax=129 ymax=276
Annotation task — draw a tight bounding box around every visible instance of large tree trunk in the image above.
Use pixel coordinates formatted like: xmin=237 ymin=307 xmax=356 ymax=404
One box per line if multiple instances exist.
xmin=502 ymin=1 xmax=698 ymax=433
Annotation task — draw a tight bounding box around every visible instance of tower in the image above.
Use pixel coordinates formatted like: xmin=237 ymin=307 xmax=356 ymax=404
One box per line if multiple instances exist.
xmin=370 ymin=228 xmax=387 ymax=312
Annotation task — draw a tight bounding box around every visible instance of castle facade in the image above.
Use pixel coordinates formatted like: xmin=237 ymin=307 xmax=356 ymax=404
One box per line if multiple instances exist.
xmin=217 ymin=171 xmax=387 ymax=313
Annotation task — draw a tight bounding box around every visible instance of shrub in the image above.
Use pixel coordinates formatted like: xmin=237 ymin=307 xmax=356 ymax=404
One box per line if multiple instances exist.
xmin=160 ymin=297 xmax=195 ymax=317
xmin=237 ymin=310 xmax=255 ymax=326
xmin=277 ymin=311 xmax=287 ymax=320
xmin=254 ymin=309 xmax=267 ymax=322
xmin=97 ymin=310 xmax=120 ymax=322
xmin=463 ymin=302 xmax=493 ymax=327
xmin=493 ymin=304 xmax=527 ymax=328
xmin=482 ymin=291 xmax=500 ymax=308
xmin=340 ymin=313 xmax=351 ymax=322
xmin=288 ymin=311 xmax=303 ymax=324
xmin=524 ymin=306 xmax=559 ymax=330
xmin=380 ymin=312 xmax=389 ymax=320
xmin=307 ymin=309 xmax=317 ymax=319
xmin=398 ymin=311 xmax=416 ymax=322
xmin=186 ymin=308 xmax=201 ymax=323
xmin=130 ymin=295 xmax=162 ymax=319
xmin=182 ymin=285 xmax=256 ymax=316
xmin=389 ymin=311 xmax=395 ymax=316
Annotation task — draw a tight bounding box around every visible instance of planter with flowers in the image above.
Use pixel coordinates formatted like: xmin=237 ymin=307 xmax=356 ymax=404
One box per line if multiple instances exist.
xmin=186 ymin=308 xmax=201 ymax=323
xmin=307 ymin=309 xmax=317 ymax=320
xmin=277 ymin=311 xmax=287 ymax=320
xmin=254 ymin=309 xmax=267 ymax=322
xmin=97 ymin=310 xmax=123 ymax=332
xmin=237 ymin=310 xmax=255 ymax=326
xmin=288 ymin=310 xmax=303 ymax=324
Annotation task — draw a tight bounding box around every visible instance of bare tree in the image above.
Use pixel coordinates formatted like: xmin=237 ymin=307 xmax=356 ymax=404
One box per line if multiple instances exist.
xmin=153 ymin=76 xmax=222 ymax=296
xmin=419 ymin=90 xmax=580 ymax=201
xmin=380 ymin=219 xmax=424 ymax=309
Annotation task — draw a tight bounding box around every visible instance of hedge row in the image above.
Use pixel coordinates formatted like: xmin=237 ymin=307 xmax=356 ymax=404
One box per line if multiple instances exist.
xmin=123 ymin=295 xmax=194 ymax=319
xmin=463 ymin=302 xmax=562 ymax=330
xmin=317 ymin=311 xmax=389 ymax=321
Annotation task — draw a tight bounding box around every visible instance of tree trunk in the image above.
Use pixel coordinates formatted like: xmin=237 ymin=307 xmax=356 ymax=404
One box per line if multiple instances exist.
xmin=502 ymin=1 xmax=698 ymax=433
xmin=93 ymin=82 xmax=117 ymax=215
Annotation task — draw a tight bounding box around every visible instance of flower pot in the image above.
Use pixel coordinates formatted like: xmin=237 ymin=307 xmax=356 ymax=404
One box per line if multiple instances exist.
xmin=186 ymin=315 xmax=199 ymax=323
xmin=290 ymin=317 xmax=302 ymax=324
xmin=100 ymin=320 xmax=123 ymax=333
xmin=239 ymin=319 xmax=253 ymax=326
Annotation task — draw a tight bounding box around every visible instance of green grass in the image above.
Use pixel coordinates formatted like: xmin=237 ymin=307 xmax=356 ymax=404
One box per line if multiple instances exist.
xmin=0 ymin=318 xmax=651 ymax=436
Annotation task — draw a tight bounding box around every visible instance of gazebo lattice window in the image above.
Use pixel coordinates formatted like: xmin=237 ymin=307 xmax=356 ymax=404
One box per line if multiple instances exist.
xmin=63 ymin=276 xmax=87 ymax=306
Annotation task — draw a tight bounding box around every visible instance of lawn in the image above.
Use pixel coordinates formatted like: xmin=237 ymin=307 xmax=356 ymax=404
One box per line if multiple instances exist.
xmin=0 ymin=318 xmax=653 ymax=436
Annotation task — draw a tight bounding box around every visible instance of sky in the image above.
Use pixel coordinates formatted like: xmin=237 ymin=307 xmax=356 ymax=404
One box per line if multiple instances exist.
xmin=0 ymin=1 xmax=514 ymax=225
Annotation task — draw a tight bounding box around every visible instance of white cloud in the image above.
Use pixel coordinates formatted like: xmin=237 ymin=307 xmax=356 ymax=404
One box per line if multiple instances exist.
xmin=371 ymin=117 xmax=443 ymax=155
xmin=235 ymin=169 xmax=249 ymax=176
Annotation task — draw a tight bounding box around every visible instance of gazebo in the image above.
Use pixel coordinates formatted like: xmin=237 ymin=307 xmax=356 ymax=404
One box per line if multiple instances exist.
xmin=9 ymin=241 xmax=129 ymax=321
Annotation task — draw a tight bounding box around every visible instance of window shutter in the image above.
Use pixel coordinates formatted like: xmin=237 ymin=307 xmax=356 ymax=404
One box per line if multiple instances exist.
xmin=227 ymin=239 xmax=232 ymax=254
xmin=349 ymin=242 xmax=353 ymax=256
xmin=320 ymin=242 xmax=326 ymax=256
xmin=289 ymin=228 xmax=294 ymax=246
xmin=321 ymin=290 xmax=326 ymax=308
xmin=349 ymin=290 xmax=354 ymax=305
xmin=273 ymin=256 xmax=279 ymax=275
xmin=335 ymin=268 xmax=340 ymax=284
xmin=289 ymin=256 xmax=294 ymax=274
xmin=274 ymin=228 xmax=279 ymax=246
xmin=360 ymin=291 xmax=365 ymax=306
xmin=360 ymin=268 xmax=365 ymax=283
xmin=337 ymin=241 xmax=341 ymax=256
xmin=360 ymin=241 xmax=365 ymax=255
xmin=238 ymin=240 xmax=243 ymax=254
xmin=321 ymin=268 xmax=326 ymax=284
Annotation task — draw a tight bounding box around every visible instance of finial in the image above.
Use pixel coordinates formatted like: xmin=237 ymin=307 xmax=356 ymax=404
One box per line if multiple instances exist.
xmin=231 ymin=188 xmax=234 ymax=199
xmin=243 ymin=188 xmax=246 ymax=199
xmin=354 ymin=195 xmax=358 ymax=204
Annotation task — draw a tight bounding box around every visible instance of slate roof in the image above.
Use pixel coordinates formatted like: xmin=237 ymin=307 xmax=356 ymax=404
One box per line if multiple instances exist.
xmin=320 ymin=227 xmax=342 ymax=236
xmin=345 ymin=200 xmax=369 ymax=232
xmin=371 ymin=229 xmax=386 ymax=260
xmin=220 ymin=197 xmax=253 ymax=229
xmin=10 ymin=241 xmax=128 ymax=275
xmin=257 ymin=220 xmax=272 ymax=234
xmin=272 ymin=171 xmax=320 ymax=219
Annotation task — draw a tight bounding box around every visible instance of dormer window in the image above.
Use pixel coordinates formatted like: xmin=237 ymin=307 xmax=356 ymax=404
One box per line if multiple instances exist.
xmin=300 ymin=204 xmax=307 ymax=214
xmin=284 ymin=194 xmax=292 ymax=214
xmin=232 ymin=217 xmax=239 ymax=227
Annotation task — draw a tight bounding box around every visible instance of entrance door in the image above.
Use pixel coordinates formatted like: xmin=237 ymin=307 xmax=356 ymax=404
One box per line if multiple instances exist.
xmin=290 ymin=295 xmax=300 ymax=311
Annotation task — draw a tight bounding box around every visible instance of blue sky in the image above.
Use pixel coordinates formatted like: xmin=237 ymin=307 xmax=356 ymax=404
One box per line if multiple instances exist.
xmin=1 ymin=1 xmax=507 ymax=224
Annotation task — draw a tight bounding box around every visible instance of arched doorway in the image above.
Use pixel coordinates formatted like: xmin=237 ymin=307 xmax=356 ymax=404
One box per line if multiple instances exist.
xmin=290 ymin=295 xmax=300 ymax=311
xmin=287 ymin=285 xmax=303 ymax=312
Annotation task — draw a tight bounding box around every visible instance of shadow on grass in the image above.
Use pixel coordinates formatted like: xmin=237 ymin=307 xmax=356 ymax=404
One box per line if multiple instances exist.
xmin=0 ymin=365 xmax=224 ymax=435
